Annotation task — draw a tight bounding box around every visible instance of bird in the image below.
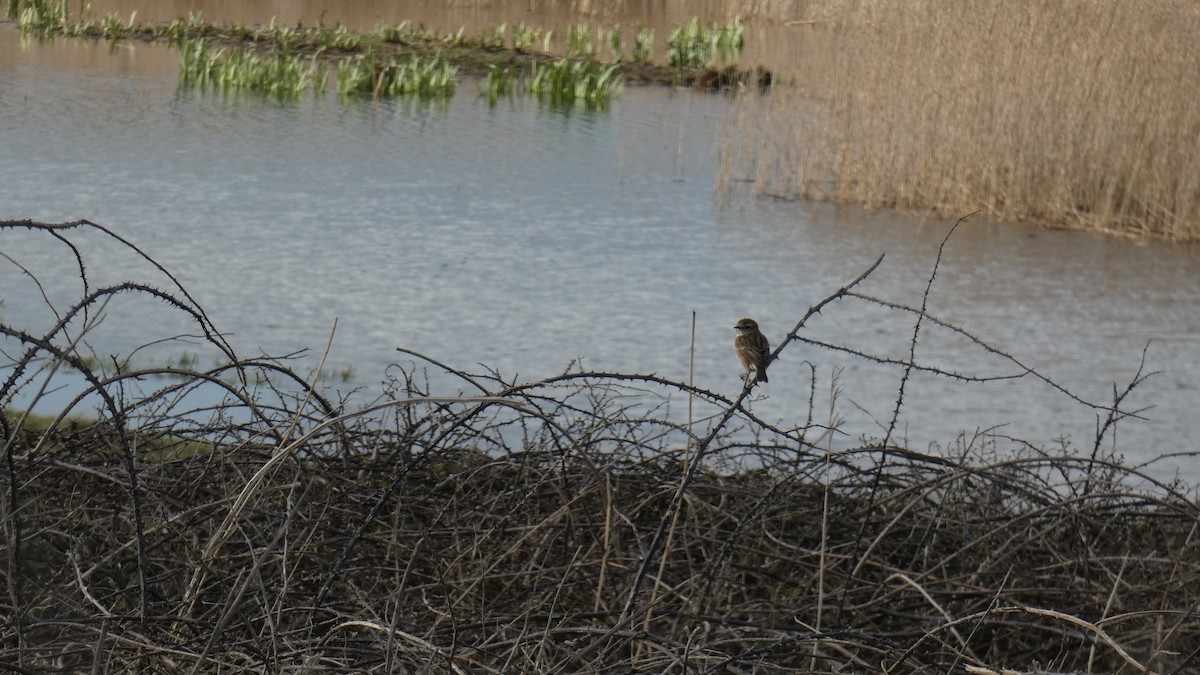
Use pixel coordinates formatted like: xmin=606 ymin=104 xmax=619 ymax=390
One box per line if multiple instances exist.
xmin=733 ymin=317 xmax=770 ymax=383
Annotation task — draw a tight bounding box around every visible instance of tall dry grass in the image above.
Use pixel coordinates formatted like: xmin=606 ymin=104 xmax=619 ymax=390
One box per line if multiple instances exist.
xmin=719 ymin=0 xmax=1200 ymax=240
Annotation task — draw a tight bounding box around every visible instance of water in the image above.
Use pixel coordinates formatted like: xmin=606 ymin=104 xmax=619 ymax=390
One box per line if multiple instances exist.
xmin=2 ymin=25 xmax=1199 ymax=482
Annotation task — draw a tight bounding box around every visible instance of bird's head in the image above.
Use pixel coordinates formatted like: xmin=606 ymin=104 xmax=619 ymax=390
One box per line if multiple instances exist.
xmin=734 ymin=318 xmax=759 ymax=333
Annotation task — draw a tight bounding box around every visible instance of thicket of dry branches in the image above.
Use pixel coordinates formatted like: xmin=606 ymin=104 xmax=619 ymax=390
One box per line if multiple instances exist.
xmin=2 ymin=219 xmax=1198 ymax=673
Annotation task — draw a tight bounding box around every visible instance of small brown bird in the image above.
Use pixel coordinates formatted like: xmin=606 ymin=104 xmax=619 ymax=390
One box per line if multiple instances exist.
xmin=733 ymin=317 xmax=770 ymax=383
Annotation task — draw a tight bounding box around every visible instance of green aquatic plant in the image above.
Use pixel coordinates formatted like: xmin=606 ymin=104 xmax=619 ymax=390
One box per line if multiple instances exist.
xmin=22 ymin=7 xmax=676 ymax=114
xmin=258 ymin=18 xmax=298 ymax=53
xmin=178 ymin=38 xmax=218 ymax=86
xmin=311 ymin=60 xmax=329 ymax=95
xmin=318 ymin=24 xmax=361 ymax=51
xmin=443 ymin=25 xmax=465 ymax=46
xmin=99 ymin=10 xmax=135 ymax=41
xmin=484 ymin=57 xmax=622 ymax=109
xmin=713 ymin=16 xmax=744 ymax=62
xmin=178 ymin=39 xmax=321 ymax=101
xmin=607 ymin=24 xmax=622 ymax=61
xmin=667 ymin=15 xmax=743 ymax=69
xmin=565 ymin=23 xmax=626 ymax=62
xmin=632 ymin=24 xmax=654 ymax=64
xmin=481 ymin=22 xmax=506 ymax=49
xmin=529 ymin=56 xmax=623 ymax=108
xmin=483 ymin=63 xmax=518 ymax=103
xmin=377 ymin=20 xmax=412 ymax=44
xmin=336 ymin=52 xmax=457 ymax=99
xmin=14 ymin=0 xmax=66 ymax=34
xmin=220 ymin=21 xmax=253 ymax=42
xmin=162 ymin=12 xmax=212 ymax=42
xmin=510 ymin=22 xmax=541 ymax=52
xmin=667 ymin=16 xmax=702 ymax=68
xmin=11 ymin=0 xmax=143 ymax=42
xmin=565 ymin=22 xmax=594 ymax=57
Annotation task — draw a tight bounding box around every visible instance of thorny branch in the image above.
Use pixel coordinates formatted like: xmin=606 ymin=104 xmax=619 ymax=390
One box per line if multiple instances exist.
xmin=0 ymin=219 xmax=1190 ymax=674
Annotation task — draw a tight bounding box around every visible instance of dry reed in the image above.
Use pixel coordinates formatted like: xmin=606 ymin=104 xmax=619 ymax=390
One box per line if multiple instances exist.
xmin=719 ymin=1 xmax=1200 ymax=240
xmin=2 ymin=219 xmax=1199 ymax=673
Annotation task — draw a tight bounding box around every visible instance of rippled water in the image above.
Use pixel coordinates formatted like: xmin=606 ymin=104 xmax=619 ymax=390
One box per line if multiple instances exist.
xmin=2 ymin=26 xmax=1199 ymax=481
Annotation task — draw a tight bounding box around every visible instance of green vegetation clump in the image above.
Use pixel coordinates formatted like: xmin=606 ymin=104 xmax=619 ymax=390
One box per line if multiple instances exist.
xmin=336 ymin=52 xmax=457 ymax=99
xmin=631 ymin=23 xmax=654 ymax=64
xmin=11 ymin=0 xmax=66 ymax=35
xmin=179 ymin=39 xmax=325 ymax=101
xmin=375 ymin=20 xmax=410 ymax=44
xmin=529 ymin=57 xmax=623 ymax=108
xmin=483 ymin=63 xmax=518 ymax=102
xmin=483 ymin=56 xmax=623 ymax=108
xmin=479 ymin=21 xmax=505 ymax=49
xmin=564 ymin=22 xmax=593 ymax=57
xmin=163 ymin=12 xmax=213 ymax=42
xmin=12 ymin=0 xmax=140 ymax=40
xmin=316 ymin=23 xmax=361 ymax=51
xmin=562 ymin=22 xmax=624 ymax=62
xmin=178 ymin=37 xmax=457 ymax=101
xmin=508 ymin=22 xmax=542 ymax=51
xmin=667 ymin=15 xmax=744 ymax=69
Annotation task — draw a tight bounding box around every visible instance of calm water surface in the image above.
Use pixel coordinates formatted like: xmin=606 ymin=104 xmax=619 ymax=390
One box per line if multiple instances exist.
xmin=2 ymin=27 xmax=1199 ymax=481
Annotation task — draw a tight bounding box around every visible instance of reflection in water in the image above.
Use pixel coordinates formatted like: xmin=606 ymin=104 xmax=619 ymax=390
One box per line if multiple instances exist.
xmin=1 ymin=27 xmax=1198 ymax=481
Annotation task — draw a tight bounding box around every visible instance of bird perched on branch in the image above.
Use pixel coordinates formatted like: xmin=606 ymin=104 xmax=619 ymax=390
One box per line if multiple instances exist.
xmin=733 ymin=317 xmax=770 ymax=383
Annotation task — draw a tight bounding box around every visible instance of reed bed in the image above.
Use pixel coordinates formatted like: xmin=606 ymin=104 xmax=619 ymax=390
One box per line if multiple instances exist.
xmin=2 ymin=218 xmax=1198 ymax=673
xmin=718 ymin=1 xmax=1200 ymax=240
